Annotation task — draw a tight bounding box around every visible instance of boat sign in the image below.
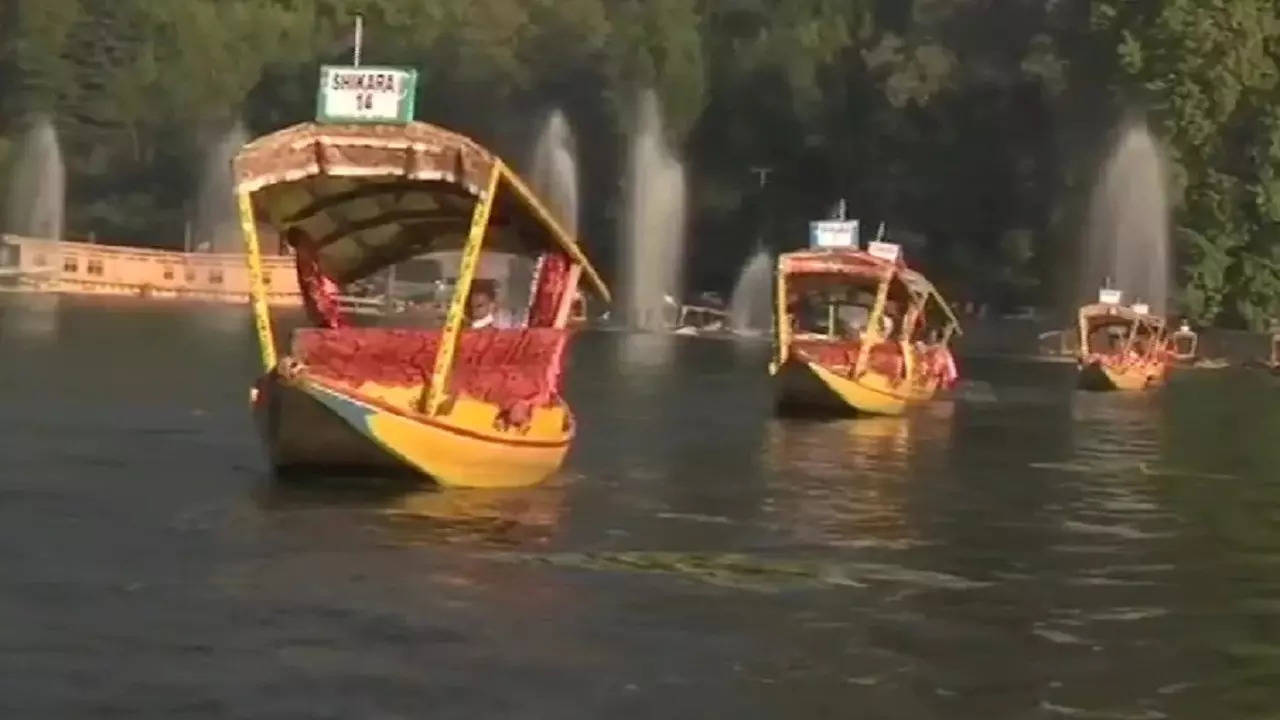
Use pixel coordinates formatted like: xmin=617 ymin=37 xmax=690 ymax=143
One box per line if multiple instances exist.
xmin=316 ymin=65 xmax=418 ymax=124
xmin=809 ymin=220 xmax=858 ymax=248
xmin=867 ymin=241 xmax=901 ymax=262
xmin=1098 ymin=288 xmax=1123 ymax=305
xmin=1131 ymin=302 xmax=1150 ymax=315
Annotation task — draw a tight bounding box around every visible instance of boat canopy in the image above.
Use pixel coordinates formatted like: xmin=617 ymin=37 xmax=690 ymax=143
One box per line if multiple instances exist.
xmin=232 ymin=121 xmax=608 ymax=298
xmin=1078 ymin=302 xmax=1165 ymax=330
xmin=780 ymin=248 xmax=960 ymax=332
xmin=779 ymin=249 xmax=899 ymax=279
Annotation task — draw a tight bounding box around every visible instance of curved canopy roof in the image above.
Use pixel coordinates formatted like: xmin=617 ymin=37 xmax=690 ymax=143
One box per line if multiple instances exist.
xmin=779 ymin=248 xmax=899 ymax=278
xmin=232 ymin=122 xmax=608 ymax=298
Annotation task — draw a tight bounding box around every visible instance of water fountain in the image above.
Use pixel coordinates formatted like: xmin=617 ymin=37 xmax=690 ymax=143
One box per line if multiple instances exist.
xmin=622 ymin=89 xmax=687 ymax=330
xmin=519 ymin=110 xmax=581 ymax=315
xmin=1080 ymin=120 xmax=1171 ymax=315
xmin=1 ymin=115 xmax=65 ymax=335
xmin=728 ymin=246 xmax=772 ymax=334
xmin=3 ymin=115 xmax=65 ymax=240
xmin=530 ymin=110 xmax=579 ymax=237
xmin=192 ymin=120 xmax=248 ymax=253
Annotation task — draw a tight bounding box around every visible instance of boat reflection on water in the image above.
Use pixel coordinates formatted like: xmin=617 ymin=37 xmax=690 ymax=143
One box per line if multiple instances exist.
xmin=256 ymin=477 xmax=567 ymax=550
xmin=761 ymin=403 xmax=954 ymax=547
xmin=379 ymin=482 xmax=566 ymax=548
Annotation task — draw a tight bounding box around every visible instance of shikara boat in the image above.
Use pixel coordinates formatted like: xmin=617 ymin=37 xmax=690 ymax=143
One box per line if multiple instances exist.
xmin=769 ymin=231 xmax=961 ymax=417
xmin=1166 ymin=321 xmax=1198 ymax=366
xmin=674 ymin=303 xmax=729 ymax=335
xmin=1076 ymin=291 xmax=1168 ymax=391
xmin=234 ymin=113 xmax=608 ymax=488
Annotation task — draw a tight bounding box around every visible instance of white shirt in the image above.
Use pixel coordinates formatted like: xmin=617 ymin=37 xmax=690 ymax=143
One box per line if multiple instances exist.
xmin=470 ymin=309 xmax=513 ymax=329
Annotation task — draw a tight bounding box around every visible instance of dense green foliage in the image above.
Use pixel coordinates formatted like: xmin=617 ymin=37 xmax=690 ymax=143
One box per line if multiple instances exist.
xmin=1 ymin=0 xmax=1277 ymax=326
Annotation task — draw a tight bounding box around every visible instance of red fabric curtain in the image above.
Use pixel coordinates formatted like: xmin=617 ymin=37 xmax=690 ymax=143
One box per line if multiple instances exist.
xmin=527 ymin=252 xmax=570 ymax=327
xmin=294 ymin=243 xmax=345 ymax=329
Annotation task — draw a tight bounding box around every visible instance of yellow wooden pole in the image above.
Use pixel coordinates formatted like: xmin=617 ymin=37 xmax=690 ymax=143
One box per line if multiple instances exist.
xmin=423 ymin=161 xmax=501 ymax=415
xmin=856 ymin=268 xmax=893 ymax=376
xmin=899 ymin=291 xmax=924 ymax=383
xmin=1123 ymin=316 xmax=1138 ymax=357
xmin=237 ymin=190 xmax=277 ymax=372
xmin=552 ymin=264 xmax=583 ymax=328
xmin=772 ymin=260 xmax=790 ymax=371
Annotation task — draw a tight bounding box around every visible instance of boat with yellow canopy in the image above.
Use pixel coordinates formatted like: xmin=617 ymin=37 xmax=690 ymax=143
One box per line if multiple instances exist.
xmin=235 ymin=61 xmax=608 ymax=488
xmin=769 ymin=218 xmax=961 ymax=416
xmin=1076 ymin=289 xmax=1168 ymax=391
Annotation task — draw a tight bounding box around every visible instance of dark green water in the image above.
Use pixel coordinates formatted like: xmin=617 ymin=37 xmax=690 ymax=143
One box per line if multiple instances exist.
xmin=2 ymin=295 xmax=1280 ymax=718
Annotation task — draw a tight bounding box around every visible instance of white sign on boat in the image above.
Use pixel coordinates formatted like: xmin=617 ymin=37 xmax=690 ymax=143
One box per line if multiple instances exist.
xmin=1131 ymin=302 xmax=1150 ymax=315
xmin=1098 ymin=288 xmax=1123 ymax=305
xmin=317 ymin=65 xmax=418 ymax=124
xmin=809 ymin=220 xmax=858 ymax=248
xmin=867 ymin=241 xmax=901 ymax=262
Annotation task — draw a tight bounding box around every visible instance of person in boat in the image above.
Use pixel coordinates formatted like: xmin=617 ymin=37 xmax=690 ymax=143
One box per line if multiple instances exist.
xmin=788 ymin=292 xmax=824 ymax=335
xmin=285 ymin=226 xmax=345 ymax=329
xmin=839 ymin=304 xmax=870 ymax=338
xmin=467 ymin=285 xmax=515 ymax=329
xmin=879 ymin=300 xmax=900 ymax=339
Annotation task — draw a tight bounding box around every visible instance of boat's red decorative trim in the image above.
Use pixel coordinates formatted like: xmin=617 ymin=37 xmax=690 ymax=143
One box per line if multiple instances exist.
xmin=303 ymin=374 xmax=574 ymax=449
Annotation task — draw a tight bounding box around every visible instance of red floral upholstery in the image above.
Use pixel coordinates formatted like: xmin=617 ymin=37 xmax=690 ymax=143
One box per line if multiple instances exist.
xmin=866 ymin=342 xmax=905 ymax=378
xmin=449 ymin=329 xmax=568 ymax=428
xmin=793 ymin=340 xmax=859 ymax=372
xmin=792 ymin=339 xmax=906 ymax=380
xmin=291 ymin=327 xmax=569 ymax=429
xmin=293 ymin=328 xmax=437 ymax=387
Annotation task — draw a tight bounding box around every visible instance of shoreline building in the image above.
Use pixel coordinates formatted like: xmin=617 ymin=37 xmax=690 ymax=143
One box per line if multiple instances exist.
xmin=0 ymin=235 xmax=301 ymax=305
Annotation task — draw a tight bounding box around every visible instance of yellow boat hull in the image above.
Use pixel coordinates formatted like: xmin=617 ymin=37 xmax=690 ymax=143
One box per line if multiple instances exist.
xmin=255 ymin=372 xmax=571 ymax=488
xmin=772 ymin=359 xmax=911 ymax=416
xmin=1077 ymin=359 xmax=1165 ymax=392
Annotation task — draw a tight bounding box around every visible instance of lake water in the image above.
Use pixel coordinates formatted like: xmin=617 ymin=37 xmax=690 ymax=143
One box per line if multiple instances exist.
xmin=2 ymin=295 xmax=1279 ymax=718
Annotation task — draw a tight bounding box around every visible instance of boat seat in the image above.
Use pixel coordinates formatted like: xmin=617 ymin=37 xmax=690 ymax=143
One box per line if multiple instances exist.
xmin=792 ymin=339 xmax=858 ymax=371
xmin=866 ymin=342 xmax=905 ymax=379
xmin=449 ymin=329 xmax=568 ymax=427
xmin=291 ymin=327 xmax=568 ymax=427
xmin=293 ymin=328 xmax=438 ymax=387
xmin=792 ymin=338 xmax=906 ymax=380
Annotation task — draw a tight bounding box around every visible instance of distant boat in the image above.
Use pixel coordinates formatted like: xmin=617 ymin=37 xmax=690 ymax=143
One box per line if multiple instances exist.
xmin=769 ymin=222 xmax=961 ymax=416
xmin=1166 ymin=321 xmax=1198 ymax=365
xmin=1075 ymin=290 xmax=1169 ymax=391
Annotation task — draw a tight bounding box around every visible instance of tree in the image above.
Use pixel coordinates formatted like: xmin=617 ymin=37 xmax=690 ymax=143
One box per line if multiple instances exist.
xmin=1093 ymin=0 xmax=1280 ymax=327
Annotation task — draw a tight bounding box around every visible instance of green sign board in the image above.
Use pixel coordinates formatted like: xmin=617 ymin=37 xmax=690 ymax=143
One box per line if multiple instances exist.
xmin=316 ymin=65 xmax=417 ymax=124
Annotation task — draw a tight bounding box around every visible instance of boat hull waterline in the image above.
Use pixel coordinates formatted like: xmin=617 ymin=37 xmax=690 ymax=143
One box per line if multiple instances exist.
xmin=1077 ymin=359 xmax=1166 ymax=392
xmin=255 ymin=372 xmax=572 ymax=488
xmin=773 ymin=359 xmax=917 ymax=416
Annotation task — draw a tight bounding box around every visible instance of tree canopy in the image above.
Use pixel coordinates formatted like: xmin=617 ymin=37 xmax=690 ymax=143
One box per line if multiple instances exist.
xmin=1 ymin=0 xmax=1278 ymax=327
